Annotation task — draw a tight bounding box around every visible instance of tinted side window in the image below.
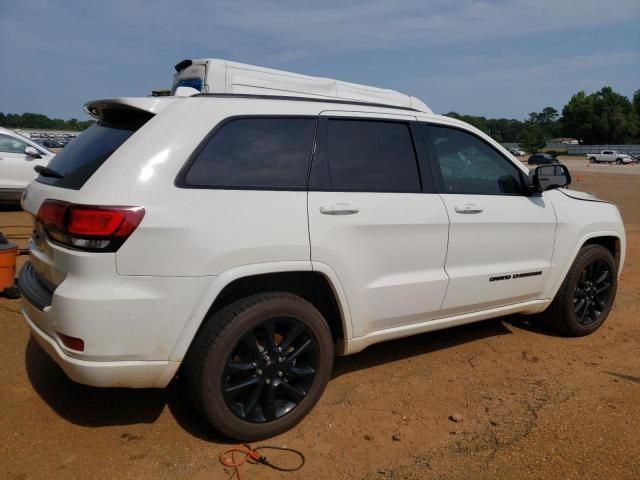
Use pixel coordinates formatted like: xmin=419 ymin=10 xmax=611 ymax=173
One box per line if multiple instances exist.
xmin=423 ymin=124 xmax=523 ymax=195
xmin=37 ymin=110 xmax=150 ymax=190
xmin=184 ymin=117 xmax=316 ymax=189
xmin=325 ymin=119 xmax=420 ymax=192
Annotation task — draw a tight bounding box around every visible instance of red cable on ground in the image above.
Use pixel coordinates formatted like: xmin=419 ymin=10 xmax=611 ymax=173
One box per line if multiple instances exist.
xmin=220 ymin=443 xmax=305 ymax=480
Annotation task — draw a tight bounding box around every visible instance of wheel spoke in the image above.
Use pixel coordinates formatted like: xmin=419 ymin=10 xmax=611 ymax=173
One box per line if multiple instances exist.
xmin=574 ymin=297 xmax=587 ymax=314
xmin=280 ymin=323 xmax=303 ymax=351
xmin=226 ymin=361 xmax=257 ymax=373
xmin=595 ymin=269 xmax=610 ymax=285
xmin=263 ymin=318 xmax=276 ymax=351
xmin=287 ymin=338 xmax=312 ymax=362
xmin=241 ymin=330 xmax=262 ymax=357
xmin=596 ymin=282 xmax=611 ymax=294
xmin=278 ymin=380 xmax=306 ymax=402
xmin=243 ymin=381 xmax=265 ymax=419
xmin=578 ymin=298 xmax=591 ymax=323
xmin=223 ymin=376 xmax=260 ymax=396
xmin=263 ymin=383 xmax=277 ymax=421
xmin=284 ymin=364 xmax=316 ymax=379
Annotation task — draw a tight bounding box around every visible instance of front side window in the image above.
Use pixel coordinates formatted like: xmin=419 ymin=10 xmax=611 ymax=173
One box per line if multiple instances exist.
xmin=324 ymin=119 xmax=421 ymax=192
xmin=0 ymin=134 xmax=28 ymax=154
xmin=183 ymin=117 xmax=317 ymax=189
xmin=423 ymin=124 xmax=523 ymax=195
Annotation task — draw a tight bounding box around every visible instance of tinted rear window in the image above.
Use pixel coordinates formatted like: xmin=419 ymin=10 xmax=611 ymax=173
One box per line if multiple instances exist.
xmin=182 ymin=117 xmax=316 ymax=189
xmin=324 ymin=119 xmax=420 ymax=192
xmin=36 ymin=111 xmax=150 ymax=190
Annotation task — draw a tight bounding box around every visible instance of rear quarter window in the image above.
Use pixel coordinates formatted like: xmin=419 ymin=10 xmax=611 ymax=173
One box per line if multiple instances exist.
xmin=180 ymin=117 xmax=317 ymax=189
xmin=36 ymin=110 xmax=151 ymax=190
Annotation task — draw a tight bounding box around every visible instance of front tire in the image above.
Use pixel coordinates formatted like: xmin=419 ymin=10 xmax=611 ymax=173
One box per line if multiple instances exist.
xmin=589 ymin=157 xmax=596 ymax=164
xmin=542 ymin=245 xmax=617 ymax=336
xmin=615 ymin=158 xmax=623 ymax=165
xmin=183 ymin=292 xmax=334 ymax=441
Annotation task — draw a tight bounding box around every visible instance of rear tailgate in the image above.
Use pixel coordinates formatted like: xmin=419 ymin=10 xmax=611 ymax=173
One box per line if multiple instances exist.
xmin=21 ymin=97 xmax=176 ymax=293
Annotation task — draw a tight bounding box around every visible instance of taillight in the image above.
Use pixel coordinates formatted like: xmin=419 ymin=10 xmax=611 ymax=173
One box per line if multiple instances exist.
xmin=36 ymin=200 xmax=145 ymax=252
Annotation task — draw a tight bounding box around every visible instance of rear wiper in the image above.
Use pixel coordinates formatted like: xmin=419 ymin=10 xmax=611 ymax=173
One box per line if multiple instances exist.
xmin=34 ymin=165 xmax=64 ymax=178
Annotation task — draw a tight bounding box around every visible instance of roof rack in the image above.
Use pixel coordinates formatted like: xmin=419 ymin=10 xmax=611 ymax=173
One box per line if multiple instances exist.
xmin=193 ymin=93 xmax=422 ymax=112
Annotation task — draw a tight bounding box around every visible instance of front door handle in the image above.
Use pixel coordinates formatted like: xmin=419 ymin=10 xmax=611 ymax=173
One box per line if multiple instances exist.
xmin=320 ymin=203 xmax=359 ymax=215
xmin=454 ymin=203 xmax=484 ymax=214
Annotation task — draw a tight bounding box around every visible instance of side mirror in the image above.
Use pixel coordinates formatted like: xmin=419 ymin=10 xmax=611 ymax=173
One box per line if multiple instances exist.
xmin=531 ymin=164 xmax=571 ymax=192
xmin=24 ymin=146 xmax=41 ymax=159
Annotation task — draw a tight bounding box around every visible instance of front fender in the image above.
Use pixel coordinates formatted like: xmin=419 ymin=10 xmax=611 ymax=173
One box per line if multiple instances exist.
xmin=543 ymin=190 xmax=625 ymax=301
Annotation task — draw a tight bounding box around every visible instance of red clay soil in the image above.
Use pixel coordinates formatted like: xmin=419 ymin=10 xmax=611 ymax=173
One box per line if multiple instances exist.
xmin=1 ymin=169 xmax=639 ymax=479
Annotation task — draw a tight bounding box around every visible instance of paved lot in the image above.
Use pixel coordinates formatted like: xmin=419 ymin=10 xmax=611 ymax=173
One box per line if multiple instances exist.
xmin=1 ymin=167 xmax=639 ymax=479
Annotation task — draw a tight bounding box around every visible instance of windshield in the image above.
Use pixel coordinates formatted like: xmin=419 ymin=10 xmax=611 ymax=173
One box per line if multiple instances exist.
xmin=171 ymin=78 xmax=203 ymax=95
xmin=36 ymin=110 xmax=151 ymax=189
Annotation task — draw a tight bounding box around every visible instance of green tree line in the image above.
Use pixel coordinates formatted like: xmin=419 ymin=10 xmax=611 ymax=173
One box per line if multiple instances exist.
xmin=447 ymin=86 xmax=640 ymax=152
xmin=0 ymin=112 xmax=94 ymax=131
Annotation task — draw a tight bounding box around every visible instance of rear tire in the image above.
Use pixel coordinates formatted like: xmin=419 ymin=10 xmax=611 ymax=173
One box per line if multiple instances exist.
xmin=542 ymin=245 xmax=617 ymax=336
xmin=183 ymin=292 xmax=334 ymax=441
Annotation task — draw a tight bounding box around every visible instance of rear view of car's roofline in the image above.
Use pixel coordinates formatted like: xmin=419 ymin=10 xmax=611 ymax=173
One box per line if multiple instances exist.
xmin=84 ymin=97 xmax=180 ymax=119
xmin=85 ymin=93 xmax=427 ymax=121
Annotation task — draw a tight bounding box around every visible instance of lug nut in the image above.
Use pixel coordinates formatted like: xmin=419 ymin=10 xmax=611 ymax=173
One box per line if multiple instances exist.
xmin=257 ymin=369 xmax=263 ymax=376
xmin=278 ymin=356 xmax=284 ymax=363
xmin=278 ymin=371 xmax=283 ymax=377
xmin=265 ymin=379 xmax=271 ymax=385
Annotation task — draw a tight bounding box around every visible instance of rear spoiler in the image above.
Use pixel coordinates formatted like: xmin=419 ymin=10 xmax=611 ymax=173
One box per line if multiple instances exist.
xmin=84 ymin=97 xmax=178 ymax=120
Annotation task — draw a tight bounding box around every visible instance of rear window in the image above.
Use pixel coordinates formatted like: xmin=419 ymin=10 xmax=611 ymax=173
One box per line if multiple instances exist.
xmin=36 ymin=111 xmax=151 ymax=190
xmin=181 ymin=117 xmax=317 ymax=189
xmin=324 ymin=119 xmax=421 ymax=192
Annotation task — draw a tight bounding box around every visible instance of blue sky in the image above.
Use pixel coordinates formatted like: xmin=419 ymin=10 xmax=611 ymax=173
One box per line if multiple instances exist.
xmin=1 ymin=0 xmax=638 ymax=120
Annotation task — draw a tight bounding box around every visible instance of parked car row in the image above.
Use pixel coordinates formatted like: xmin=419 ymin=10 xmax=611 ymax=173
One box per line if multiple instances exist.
xmin=29 ymin=132 xmax=77 ymax=149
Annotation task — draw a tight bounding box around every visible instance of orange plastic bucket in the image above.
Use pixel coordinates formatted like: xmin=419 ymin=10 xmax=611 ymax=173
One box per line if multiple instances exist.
xmin=0 ymin=241 xmax=18 ymax=292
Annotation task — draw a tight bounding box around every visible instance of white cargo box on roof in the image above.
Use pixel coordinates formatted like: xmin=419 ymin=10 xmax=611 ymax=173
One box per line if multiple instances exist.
xmin=172 ymin=58 xmax=431 ymax=113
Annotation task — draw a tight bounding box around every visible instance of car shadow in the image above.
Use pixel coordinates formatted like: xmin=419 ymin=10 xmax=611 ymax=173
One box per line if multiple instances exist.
xmin=0 ymin=202 xmax=23 ymax=212
xmin=24 ymin=314 xmax=558 ymax=442
xmin=24 ymin=338 xmax=230 ymax=443
xmin=332 ymin=316 xmax=516 ymax=378
xmin=502 ymin=314 xmax=566 ymax=338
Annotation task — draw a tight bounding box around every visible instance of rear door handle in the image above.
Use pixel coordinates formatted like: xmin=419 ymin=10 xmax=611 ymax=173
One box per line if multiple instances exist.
xmin=320 ymin=203 xmax=359 ymax=215
xmin=454 ymin=203 xmax=484 ymax=214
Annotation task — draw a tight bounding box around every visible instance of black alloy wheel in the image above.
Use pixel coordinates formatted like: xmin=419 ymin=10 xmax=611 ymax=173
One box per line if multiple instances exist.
xmin=542 ymin=244 xmax=617 ymax=336
xmin=184 ymin=292 xmax=333 ymax=441
xmin=573 ymin=259 xmax=613 ymax=326
xmin=221 ymin=316 xmax=319 ymax=423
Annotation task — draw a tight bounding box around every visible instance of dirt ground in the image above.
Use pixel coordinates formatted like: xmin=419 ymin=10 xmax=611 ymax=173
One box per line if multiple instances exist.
xmin=1 ymin=167 xmax=639 ymax=480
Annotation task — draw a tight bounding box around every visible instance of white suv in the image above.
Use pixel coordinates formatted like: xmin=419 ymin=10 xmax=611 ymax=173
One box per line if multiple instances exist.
xmin=20 ymin=90 xmax=625 ymax=440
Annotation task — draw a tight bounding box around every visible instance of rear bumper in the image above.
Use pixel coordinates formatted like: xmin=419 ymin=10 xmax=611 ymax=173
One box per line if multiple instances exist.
xmin=24 ymin=305 xmax=179 ymax=388
xmin=18 ymin=253 xmax=212 ymax=388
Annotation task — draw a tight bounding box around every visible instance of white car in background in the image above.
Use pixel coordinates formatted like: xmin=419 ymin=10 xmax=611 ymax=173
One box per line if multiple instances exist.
xmin=587 ymin=150 xmax=634 ymax=164
xmin=0 ymin=127 xmax=55 ymax=201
